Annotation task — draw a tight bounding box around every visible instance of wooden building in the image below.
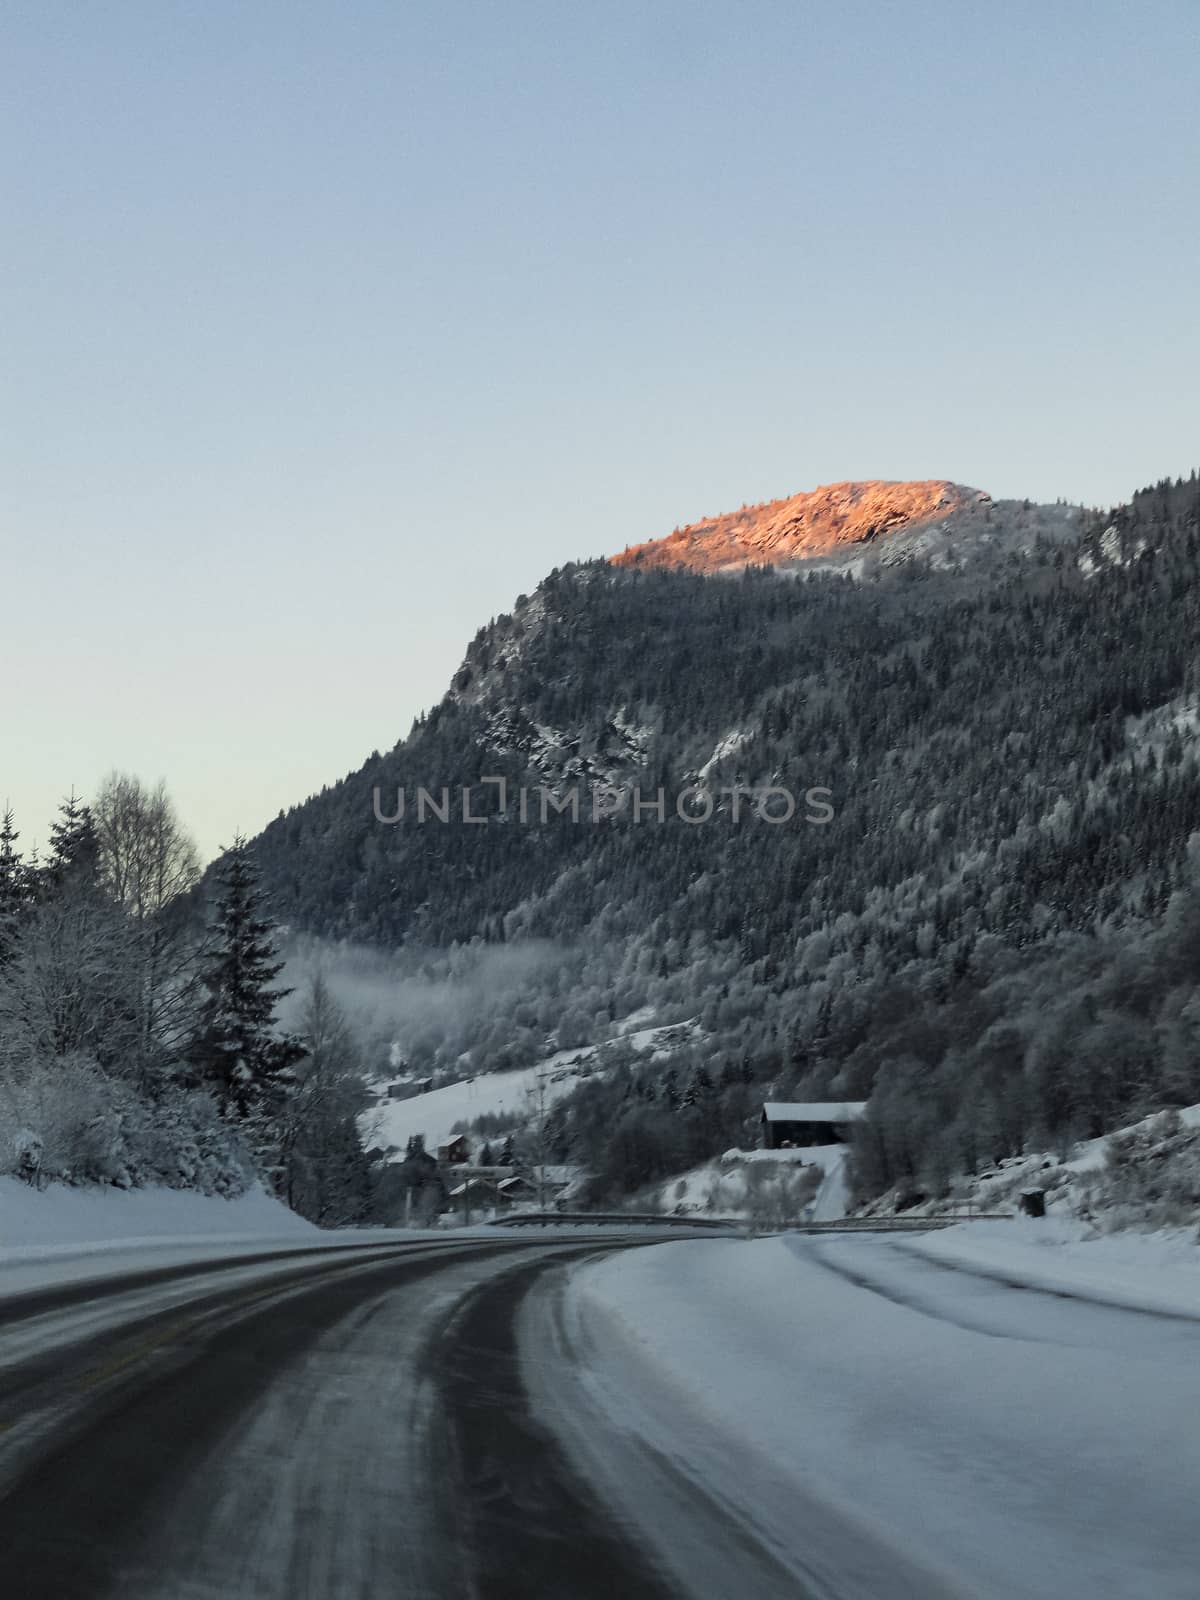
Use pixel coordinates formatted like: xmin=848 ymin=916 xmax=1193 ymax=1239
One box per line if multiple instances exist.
xmin=496 ymin=1174 xmax=538 ymax=1204
xmin=761 ymin=1101 xmax=867 ymax=1148
xmin=436 ymin=1134 xmax=471 ymax=1165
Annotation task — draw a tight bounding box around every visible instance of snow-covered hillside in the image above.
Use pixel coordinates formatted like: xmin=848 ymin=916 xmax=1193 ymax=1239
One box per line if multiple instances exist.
xmin=366 ymin=1020 xmax=698 ymax=1161
xmin=859 ymin=1104 xmax=1200 ymax=1231
xmin=637 ymin=1102 xmax=1200 ymax=1236
xmin=640 ymin=1144 xmax=852 ymax=1223
xmin=366 ymin=1051 xmax=592 ymax=1157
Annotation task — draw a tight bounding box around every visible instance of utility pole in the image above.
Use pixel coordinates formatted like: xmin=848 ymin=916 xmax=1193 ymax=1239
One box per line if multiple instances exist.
xmin=530 ymin=1069 xmax=549 ymax=1211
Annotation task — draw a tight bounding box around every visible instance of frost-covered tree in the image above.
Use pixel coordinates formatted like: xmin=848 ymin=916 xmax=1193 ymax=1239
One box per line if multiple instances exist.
xmin=0 ymin=794 xmax=249 ymax=1195
xmin=1 ymin=795 xmax=131 ymax=1068
xmin=91 ymin=774 xmax=205 ymax=1091
xmin=94 ymin=772 xmax=200 ymax=920
xmin=0 ymin=806 xmax=31 ymax=968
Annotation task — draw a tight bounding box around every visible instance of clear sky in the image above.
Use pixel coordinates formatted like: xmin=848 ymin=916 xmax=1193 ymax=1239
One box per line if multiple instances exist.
xmin=4 ymin=0 xmax=1198 ymax=860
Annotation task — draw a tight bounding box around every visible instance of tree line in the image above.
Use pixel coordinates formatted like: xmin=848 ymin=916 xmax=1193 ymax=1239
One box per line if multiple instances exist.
xmin=0 ymin=776 xmax=373 ymax=1224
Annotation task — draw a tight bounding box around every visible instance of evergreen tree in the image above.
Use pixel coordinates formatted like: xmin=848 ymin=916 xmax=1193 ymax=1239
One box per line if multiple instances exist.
xmin=280 ymin=971 xmax=374 ymax=1224
xmin=0 ymin=806 xmax=29 ymax=967
xmin=660 ymin=1067 xmax=680 ymax=1111
xmin=44 ymin=791 xmax=100 ymax=890
xmin=195 ymin=837 xmax=303 ymax=1146
xmin=383 ymin=1133 xmax=445 ymax=1226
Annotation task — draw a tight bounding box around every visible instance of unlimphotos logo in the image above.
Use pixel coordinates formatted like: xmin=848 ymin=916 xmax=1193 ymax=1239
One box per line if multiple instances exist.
xmin=372 ymin=779 xmax=834 ymax=826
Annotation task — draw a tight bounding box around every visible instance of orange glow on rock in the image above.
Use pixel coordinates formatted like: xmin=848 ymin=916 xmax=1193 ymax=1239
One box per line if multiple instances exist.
xmin=613 ymin=480 xmax=989 ymax=572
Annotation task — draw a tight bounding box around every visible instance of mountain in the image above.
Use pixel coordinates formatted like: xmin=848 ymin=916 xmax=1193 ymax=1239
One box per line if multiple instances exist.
xmin=239 ymin=467 xmax=1200 ymax=1211
xmin=612 ymin=479 xmax=992 ymax=572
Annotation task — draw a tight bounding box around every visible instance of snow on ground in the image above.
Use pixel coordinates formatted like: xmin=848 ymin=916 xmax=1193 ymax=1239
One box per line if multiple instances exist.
xmin=567 ymin=1225 xmax=1200 ymax=1600
xmin=645 ymin=1143 xmax=851 ymax=1221
xmin=809 ymin=1146 xmax=850 ymax=1220
xmin=697 ymin=727 xmax=752 ymax=782
xmin=900 ymin=1214 xmax=1200 ymax=1318
xmin=365 ymin=1051 xmax=594 ymax=1157
xmin=366 ymin=1020 xmax=700 ymax=1159
xmin=862 ymin=1101 xmax=1200 ymax=1225
xmin=1124 ymin=694 xmax=1200 ymax=759
xmin=0 ymin=1178 xmax=315 ymax=1264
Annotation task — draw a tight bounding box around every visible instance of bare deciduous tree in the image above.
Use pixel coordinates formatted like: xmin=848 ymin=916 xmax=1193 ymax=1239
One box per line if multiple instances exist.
xmin=92 ymin=773 xmax=204 ymax=1089
xmin=94 ymin=773 xmax=200 ymax=920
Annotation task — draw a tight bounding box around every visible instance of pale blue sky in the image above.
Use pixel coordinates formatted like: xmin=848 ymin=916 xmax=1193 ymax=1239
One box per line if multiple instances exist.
xmin=4 ymin=1 xmax=1198 ymax=859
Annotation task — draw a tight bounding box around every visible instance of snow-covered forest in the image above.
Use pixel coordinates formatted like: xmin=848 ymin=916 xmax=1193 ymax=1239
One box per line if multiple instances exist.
xmin=240 ymin=471 xmax=1200 ymax=1213
xmin=8 ymin=470 xmax=1200 ymax=1225
xmin=0 ymin=778 xmax=374 ymax=1223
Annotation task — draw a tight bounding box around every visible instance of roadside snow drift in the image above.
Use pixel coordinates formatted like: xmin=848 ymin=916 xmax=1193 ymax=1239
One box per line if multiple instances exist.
xmin=566 ymin=1227 xmax=1200 ymax=1600
xmin=0 ymin=1178 xmax=315 ymax=1262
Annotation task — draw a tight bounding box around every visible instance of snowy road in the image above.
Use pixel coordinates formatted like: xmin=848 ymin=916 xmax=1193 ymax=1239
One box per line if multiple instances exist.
xmin=3 ymin=1225 xmax=1193 ymax=1598
xmin=0 ymin=1232 xmax=695 ymax=1599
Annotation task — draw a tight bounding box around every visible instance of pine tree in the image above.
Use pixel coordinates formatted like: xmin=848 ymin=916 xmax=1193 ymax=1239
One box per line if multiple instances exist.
xmin=0 ymin=806 xmax=29 ymax=966
xmin=279 ymin=971 xmax=373 ymax=1223
xmin=44 ymin=791 xmax=100 ymax=890
xmin=195 ymin=838 xmax=303 ymax=1139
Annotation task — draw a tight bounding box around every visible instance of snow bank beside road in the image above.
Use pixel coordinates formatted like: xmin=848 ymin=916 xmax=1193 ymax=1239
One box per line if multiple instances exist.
xmin=0 ymin=1177 xmax=315 ymax=1263
xmin=568 ymin=1232 xmax=1200 ymax=1600
xmin=0 ymin=1179 xmax=427 ymax=1305
xmin=899 ymin=1215 xmax=1200 ymax=1319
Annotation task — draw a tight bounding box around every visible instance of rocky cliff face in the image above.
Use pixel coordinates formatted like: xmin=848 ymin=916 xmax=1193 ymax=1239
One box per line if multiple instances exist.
xmin=612 ymin=478 xmax=990 ymax=572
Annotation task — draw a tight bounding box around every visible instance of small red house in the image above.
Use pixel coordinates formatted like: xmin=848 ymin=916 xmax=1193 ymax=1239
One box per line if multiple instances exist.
xmin=437 ymin=1134 xmax=470 ymax=1165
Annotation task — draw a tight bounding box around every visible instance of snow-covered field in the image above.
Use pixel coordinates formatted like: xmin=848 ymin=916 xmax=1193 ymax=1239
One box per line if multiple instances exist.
xmin=366 ymin=1020 xmax=699 ymax=1159
xmin=562 ymin=1221 xmax=1200 ymax=1600
xmin=366 ymin=1050 xmax=593 ymax=1156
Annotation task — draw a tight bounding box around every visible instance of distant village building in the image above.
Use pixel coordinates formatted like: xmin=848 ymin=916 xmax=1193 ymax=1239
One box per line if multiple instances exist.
xmin=385 ymin=1077 xmax=433 ymax=1100
xmin=761 ymin=1102 xmax=867 ymax=1148
xmin=496 ymin=1174 xmax=538 ymax=1204
xmin=448 ymin=1175 xmax=497 ymax=1214
xmin=437 ymin=1134 xmax=471 ymax=1165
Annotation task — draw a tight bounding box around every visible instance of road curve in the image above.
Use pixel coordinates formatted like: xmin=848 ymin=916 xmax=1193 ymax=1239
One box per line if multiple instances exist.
xmin=0 ymin=1233 xmax=751 ymax=1600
